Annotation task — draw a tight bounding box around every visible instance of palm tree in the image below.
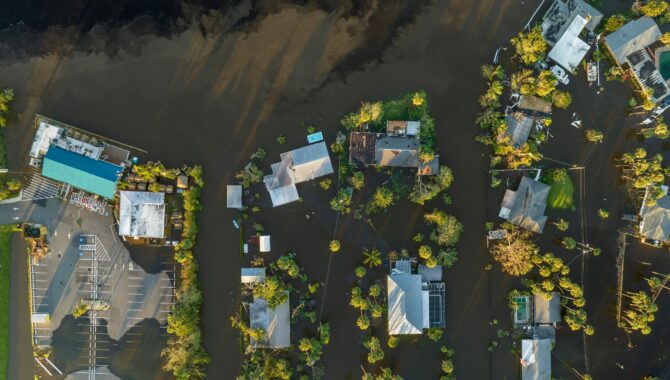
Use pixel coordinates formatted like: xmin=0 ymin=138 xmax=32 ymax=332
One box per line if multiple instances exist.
xmin=363 ymin=248 xmax=382 ymax=268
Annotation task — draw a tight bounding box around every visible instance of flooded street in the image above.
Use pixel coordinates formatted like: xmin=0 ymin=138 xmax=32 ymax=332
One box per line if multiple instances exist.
xmin=2 ymin=0 xmax=670 ymax=378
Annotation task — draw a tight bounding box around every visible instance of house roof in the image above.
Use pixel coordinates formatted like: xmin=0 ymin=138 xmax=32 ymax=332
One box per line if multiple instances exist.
xmin=533 ymin=292 xmax=561 ymax=324
xmin=375 ymin=136 xmax=420 ymax=167
xmin=418 ymin=265 xmax=442 ymax=282
xmin=518 ymin=95 xmax=552 ymax=115
xmin=30 ymin=122 xmax=62 ymax=158
xmin=548 ymin=14 xmax=591 ymax=73
xmin=241 ymin=267 xmax=266 ymax=284
xmin=501 ymin=177 xmax=550 ymax=233
xmin=118 ymin=191 xmax=166 ymax=238
xmin=418 ymin=155 xmax=440 ymax=176
xmin=386 ymin=120 xmax=421 ymax=137
xmin=42 ymin=146 xmax=122 ymax=199
xmin=250 ymin=293 xmax=290 ymax=348
xmin=349 ymin=132 xmax=378 ymax=165
xmin=283 ymin=141 xmax=334 ymax=183
xmin=627 ymin=49 xmax=670 ymax=102
xmin=542 ymin=0 xmax=603 ymax=45
xmin=605 ymin=16 xmax=661 ymax=65
xmin=640 ymin=193 xmax=670 ymax=241
xmin=387 ymin=274 xmax=423 ymax=335
xmin=521 ymin=339 xmax=551 ymax=380
xmin=227 ymin=185 xmax=243 ymax=209
xmin=505 ymin=112 xmax=535 ymax=148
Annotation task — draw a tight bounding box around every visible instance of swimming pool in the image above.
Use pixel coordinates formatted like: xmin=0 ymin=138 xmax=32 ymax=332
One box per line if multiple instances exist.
xmin=659 ymin=50 xmax=670 ymax=80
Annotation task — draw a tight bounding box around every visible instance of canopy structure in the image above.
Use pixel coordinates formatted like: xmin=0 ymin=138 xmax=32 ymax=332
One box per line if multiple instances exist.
xmin=387 ymin=274 xmax=423 ymax=335
xmin=42 ymin=146 xmax=122 ymax=199
xmin=118 ymin=191 xmax=166 ymax=239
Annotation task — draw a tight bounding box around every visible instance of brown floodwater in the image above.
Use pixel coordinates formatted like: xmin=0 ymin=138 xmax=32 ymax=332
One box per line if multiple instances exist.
xmin=4 ymin=0 xmax=670 ymax=379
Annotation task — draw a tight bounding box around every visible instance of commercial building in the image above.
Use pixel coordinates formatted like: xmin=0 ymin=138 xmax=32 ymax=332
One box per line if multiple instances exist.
xmin=118 ymin=191 xmax=166 ymax=239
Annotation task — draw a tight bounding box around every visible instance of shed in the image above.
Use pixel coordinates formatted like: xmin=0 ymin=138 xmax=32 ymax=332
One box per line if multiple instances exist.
xmin=118 ymin=191 xmax=166 ymax=239
xmin=259 ymin=235 xmax=271 ymax=252
xmin=42 ymin=146 xmax=122 ymax=199
xmin=249 ymin=294 xmax=290 ymax=348
xmin=533 ymin=292 xmax=561 ymax=324
xmin=227 ymin=185 xmax=243 ymax=209
xmin=241 ymin=267 xmax=266 ymax=284
xmin=387 ymin=274 xmax=423 ymax=335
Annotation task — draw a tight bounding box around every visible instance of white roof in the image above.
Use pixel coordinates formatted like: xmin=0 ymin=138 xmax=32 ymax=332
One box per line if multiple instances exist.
xmin=548 ymin=14 xmax=590 ymax=72
xmin=30 ymin=122 xmax=62 ymax=158
xmin=259 ymin=236 xmax=271 ymax=252
xmin=407 ymin=121 xmax=421 ymax=137
xmin=387 ymin=274 xmax=423 ymax=335
xmin=250 ymin=293 xmax=290 ymax=348
xmin=241 ymin=267 xmax=266 ymax=284
xmin=118 ymin=191 xmax=166 ymax=238
xmin=227 ymin=185 xmax=242 ymax=209
xmin=285 ymin=141 xmax=334 ymax=183
xmin=32 ymin=313 xmax=49 ymax=324
xmin=521 ymin=339 xmax=551 ymax=380
xmin=265 ymin=182 xmax=299 ymax=207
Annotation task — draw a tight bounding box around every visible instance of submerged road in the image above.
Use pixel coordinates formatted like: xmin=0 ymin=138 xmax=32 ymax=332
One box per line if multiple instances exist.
xmin=1 ymin=0 xmax=667 ymax=379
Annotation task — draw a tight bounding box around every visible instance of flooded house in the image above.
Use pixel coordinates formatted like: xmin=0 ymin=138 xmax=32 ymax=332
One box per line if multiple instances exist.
xmin=605 ymin=17 xmax=670 ymax=104
xmin=264 ymin=141 xmax=334 ymax=207
xmin=541 ymin=0 xmax=602 ymax=73
xmin=226 ymin=185 xmax=243 ymax=209
xmin=499 ymin=176 xmax=550 ymax=233
xmin=350 ymin=120 xmax=422 ymax=168
xmin=118 ymin=191 xmax=166 ymax=239
xmin=249 ymin=293 xmax=290 ymax=349
xmin=520 ymin=338 xmax=552 ymax=380
xmin=638 ymin=185 xmax=670 ymax=247
xmin=387 ymin=260 xmax=445 ymax=335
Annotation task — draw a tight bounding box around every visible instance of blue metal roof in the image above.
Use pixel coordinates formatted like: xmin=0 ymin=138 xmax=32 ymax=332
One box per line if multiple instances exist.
xmin=42 ymin=146 xmax=122 ymax=198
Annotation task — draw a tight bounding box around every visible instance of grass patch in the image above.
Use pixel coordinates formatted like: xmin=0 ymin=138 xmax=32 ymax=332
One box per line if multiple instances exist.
xmin=0 ymin=225 xmax=13 ymax=379
xmin=544 ymin=169 xmax=574 ymax=209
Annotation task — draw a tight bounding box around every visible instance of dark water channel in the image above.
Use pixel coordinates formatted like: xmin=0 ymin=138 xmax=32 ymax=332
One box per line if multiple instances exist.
xmin=3 ymin=0 xmax=670 ymax=379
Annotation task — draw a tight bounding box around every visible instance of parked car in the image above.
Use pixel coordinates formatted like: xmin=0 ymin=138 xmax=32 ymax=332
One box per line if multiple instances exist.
xmin=587 ymin=31 xmax=596 ymax=45
xmin=551 ymin=65 xmax=570 ymax=85
xmin=641 ymin=237 xmax=662 ymax=248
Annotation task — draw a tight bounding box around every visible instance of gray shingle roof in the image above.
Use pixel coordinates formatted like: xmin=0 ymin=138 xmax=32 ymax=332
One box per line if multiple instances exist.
xmin=605 ymin=16 xmax=661 ymax=65
xmin=502 ymin=177 xmax=550 ymax=233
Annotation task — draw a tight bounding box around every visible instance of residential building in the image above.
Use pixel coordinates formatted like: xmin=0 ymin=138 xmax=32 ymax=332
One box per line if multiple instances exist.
xmin=264 ymin=141 xmax=334 ymax=207
xmin=605 ymin=17 xmax=669 ymax=103
xmin=118 ymin=191 xmax=166 ymax=239
xmin=499 ymin=176 xmax=551 ymax=233
xmin=349 ymin=120 xmax=426 ymax=169
xmin=42 ymin=146 xmax=123 ymax=199
xmin=541 ymin=0 xmax=602 ymax=72
xmin=387 ymin=260 xmax=445 ymax=335
xmin=249 ymin=293 xmax=290 ymax=349
xmin=240 ymin=268 xmax=266 ymax=284
xmin=533 ymin=293 xmax=561 ymax=325
xmin=639 ymin=185 xmax=670 ymax=244
xmin=521 ymin=339 xmax=552 ymax=380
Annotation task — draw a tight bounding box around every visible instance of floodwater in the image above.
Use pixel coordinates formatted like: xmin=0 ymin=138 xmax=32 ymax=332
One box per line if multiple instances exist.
xmin=2 ymin=0 xmax=670 ymax=379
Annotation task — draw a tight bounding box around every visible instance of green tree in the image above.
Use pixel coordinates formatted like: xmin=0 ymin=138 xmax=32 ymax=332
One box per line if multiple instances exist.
xmin=552 ymin=90 xmax=572 ymax=109
xmin=298 ymin=337 xmax=323 ymax=367
xmin=489 ymin=223 xmax=537 ymax=276
xmin=554 ymin=218 xmax=569 ymax=231
xmin=640 ymin=123 xmax=670 ymax=139
xmin=355 ymin=266 xmax=367 ymax=278
xmin=330 ymin=188 xmax=352 ymax=213
xmin=562 ymin=237 xmax=577 ymax=250
xmin=598 ymin=208 xmax=609 ymax=219
xmin=387 ymin=336 xmax=399 ymax=348
xmin=329 ymin=240 xmax=341 ymax=253
xmin=363 ymin=248 xmax=382 ymax=268
xmin=319 ymin=323 xmax=331 ymax=345
xmin=510 ymin=26 xmax=548 ymax=65
xmin=427 ymin=327 xmax=444 ymax=342
xmin=357 ymin=315 xmax=371 ymax=330
xmin=348 ymin=171 xmax=365 ymax=191
xmin=370 ymin=186 xmax=395 ymax=211
xmin=604 ymin=14 xmax=626 ymax=33
xmin=585 ymin=129 xmax=604 ymax=143
xmin=535 ymin=70 xmax=557 ymax=97
xmin=661 ymin=32 xmax=670 ymax=45
xmin=364 ymin=336 xmax=385 ymax=364
xmin=418 ymin=245 xmax=433 ymax=260
xmin=252 ymin=276 xmax=288 ymax=309
xmin=638 ymin=0 xmax=669 ymax=17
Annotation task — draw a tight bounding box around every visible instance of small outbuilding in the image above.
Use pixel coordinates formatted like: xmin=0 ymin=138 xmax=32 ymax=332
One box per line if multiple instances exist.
xmin=227 ymin=185 xmax=243 ymax=209
xmin=241 ymin=268 xmax=266 ymax=284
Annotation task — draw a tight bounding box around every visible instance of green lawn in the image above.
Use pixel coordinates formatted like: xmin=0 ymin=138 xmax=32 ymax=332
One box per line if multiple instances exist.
xmin=0 ymin=225 xmax=12 ymax=380
xmin=546 ymin=174 xmax=574 ymax=209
